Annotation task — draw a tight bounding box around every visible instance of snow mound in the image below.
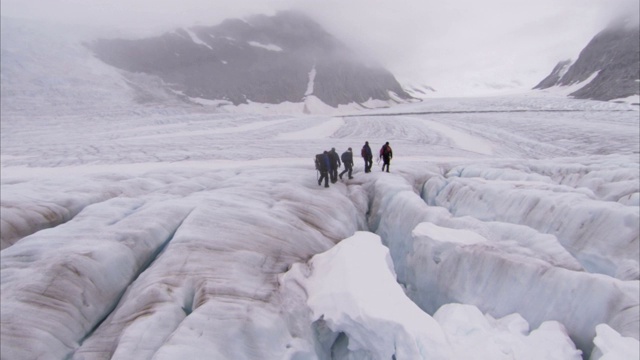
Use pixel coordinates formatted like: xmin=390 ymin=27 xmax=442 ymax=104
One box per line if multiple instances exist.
xmin=279 ymin=231 xmax=582 ymax=359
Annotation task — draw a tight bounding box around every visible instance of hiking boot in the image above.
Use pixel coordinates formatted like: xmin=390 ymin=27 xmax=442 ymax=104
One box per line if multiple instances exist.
xmin=324 ymin=184 xmax=329 ymax=188
xmin=339 ymin=174 xmax=343 ymax=180
xmin=349 ymin=176 xmax=354 ymax=179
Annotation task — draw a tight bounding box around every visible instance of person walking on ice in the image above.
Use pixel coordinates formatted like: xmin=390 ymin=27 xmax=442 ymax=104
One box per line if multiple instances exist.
xmin=315 ymin=151 xmax=331 ymax=188
xmin=361 ymin=141 xmax=373 ymax=173
xmin=380 ymin=142 xmax=393 ymax=172
xmin=329 ymin=147 xmax=341 ymax=183
xmin=339 ymin=147 xmax=354 ymax=180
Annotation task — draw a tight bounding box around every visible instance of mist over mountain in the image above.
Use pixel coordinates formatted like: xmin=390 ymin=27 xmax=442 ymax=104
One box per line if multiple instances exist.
xmin=534 ymin=19 xmax=640 ymax=102
xmin=86 ymin=11 xmax=412 ymax=108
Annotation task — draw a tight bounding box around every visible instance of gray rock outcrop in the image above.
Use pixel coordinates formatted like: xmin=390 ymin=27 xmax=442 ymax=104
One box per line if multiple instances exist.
xmin=87 ymin=11 xmax=412 ymax=107
xmin=534 ymin=20 xmax=639 ymax=101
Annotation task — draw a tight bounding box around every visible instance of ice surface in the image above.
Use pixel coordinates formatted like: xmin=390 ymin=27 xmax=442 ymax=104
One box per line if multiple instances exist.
xmin=423 ymin=160 xmax=639 ymax=279
xmin=367 ymin=170 xmax=638 ymax=356
xmin=65 ymin=169 xmax=365 ymax=359
xmin=434 ymin=305 xmax=582 ymax=360
xmin=1 ymin=16 xmax=639 ymax=360
xmin=409 ymin=221 xmax=638 ymax=354
xmin=279 ymin=232 xmax=582 ymax=359
xmin=590 ymin=324 xmax=640 ymax=360
xmin=1 ymin=197 xmax=194 ymax=359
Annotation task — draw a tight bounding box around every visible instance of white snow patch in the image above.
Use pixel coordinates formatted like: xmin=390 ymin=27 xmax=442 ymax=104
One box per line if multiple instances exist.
xmin=304 ymin=65 xmax=316 ymax=96
xmin=610 ymin=94 xmax=640 ymax=105
xmin=557 ymin=61 xmax=573 ymax=80
xmin=188 ymin=97 xmax=231 ymax=107
xmin=418 ymin=118 xmax=495 ymax=155
xmin=216 ymin=96 xmax=394 ymax=115
xmin=280 ymin=232 xmax=582 ymax=359
xmin=247 ymin=41 xmax=282 ymax=52
xmin=224 ymin=100 xmax=305 ymax=115
xmin=275 ymin=117 xmax=344 ymax=140
xmin=591 ymin=324 xmax=640 ymax=360
xmin=413 ymin=222 xmax=488 ymax=245
xmin=184 ymin=28 xmax=213 ymax=50
xmin=123 ymin=118 xmax=296 ymax=140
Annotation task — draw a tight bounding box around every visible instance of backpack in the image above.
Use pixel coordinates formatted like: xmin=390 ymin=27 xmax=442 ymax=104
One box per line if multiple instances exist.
xmin=341 ymin=151 xmax=350 ymax=164
xmin=362 ymin=145 xmax=371 ymax=158
xmin=380 ymin=145 xmax=391 ymax=157
xmin=315 ymin=154 xmax=326 ymax=171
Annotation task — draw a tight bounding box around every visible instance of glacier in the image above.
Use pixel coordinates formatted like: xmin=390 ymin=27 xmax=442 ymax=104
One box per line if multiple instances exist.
xmin=2 ymin=15 xmax=640 ymax=360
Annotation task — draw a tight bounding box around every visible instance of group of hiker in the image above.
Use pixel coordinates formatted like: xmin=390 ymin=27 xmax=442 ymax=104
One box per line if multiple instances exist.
xmin=315 ymin=141 xmax=393 ymax=188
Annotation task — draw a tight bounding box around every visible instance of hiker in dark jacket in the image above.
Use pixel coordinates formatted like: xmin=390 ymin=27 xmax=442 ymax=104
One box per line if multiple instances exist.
xmin=380 ymin=142 xmax=393 ymax=172
xmin=339 ymin=147 xmax=354 ymax=180
xmin=318 ymin=151 xmax=331 ymax=188
xmin=329 ymin=147 xmax=341 ymax=183
xmin=361 ymin=141 xmax=373 ymax=173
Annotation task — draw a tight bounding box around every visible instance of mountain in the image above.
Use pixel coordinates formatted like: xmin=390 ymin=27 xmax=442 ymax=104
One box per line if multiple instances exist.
xmin=86 ymin=11 xmax=413 ymax=109
xmin=534 ymin=20 xmax=640 ymax=102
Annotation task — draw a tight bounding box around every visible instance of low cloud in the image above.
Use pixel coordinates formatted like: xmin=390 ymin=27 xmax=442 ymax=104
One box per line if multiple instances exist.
xmin=2 ymin=0 xmax=634 ymax=95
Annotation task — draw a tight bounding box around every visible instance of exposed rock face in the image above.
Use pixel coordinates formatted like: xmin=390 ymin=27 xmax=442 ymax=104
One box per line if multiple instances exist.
xmin=534 ymin=21 xmax=640 ymax=101
xmin=87 ymin=11 xmax=412 ymax=107
xmin=534 ymin=60 xmax=573 ymax=90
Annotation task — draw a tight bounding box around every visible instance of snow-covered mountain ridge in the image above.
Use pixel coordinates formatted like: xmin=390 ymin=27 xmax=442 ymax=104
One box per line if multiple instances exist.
xmin=0 ymin=14 xmax=413 ymax=116
xmin=86 ymin=11 xmax=413 ymax=111
xmin=535 ymin=19 xmax=640 ymax=103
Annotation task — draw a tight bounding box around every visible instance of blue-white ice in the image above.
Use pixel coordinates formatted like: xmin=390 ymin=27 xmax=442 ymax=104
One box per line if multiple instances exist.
xmin=1 ymin=16 xmax=639 ymax=360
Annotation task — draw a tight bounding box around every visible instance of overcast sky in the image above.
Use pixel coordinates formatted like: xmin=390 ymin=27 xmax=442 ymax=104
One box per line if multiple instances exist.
xmin=2 ymin=0 xmax=638 ymax=95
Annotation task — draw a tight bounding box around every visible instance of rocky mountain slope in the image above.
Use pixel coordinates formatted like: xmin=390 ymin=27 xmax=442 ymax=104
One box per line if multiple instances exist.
xmin=87 ymin=11 xmax=412 ymax=108
xmin=534 ymin=20 xmax=639 ymax=102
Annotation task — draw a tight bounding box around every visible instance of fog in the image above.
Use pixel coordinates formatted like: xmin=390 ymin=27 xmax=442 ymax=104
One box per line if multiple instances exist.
xmin=2 ymin=0 xmax=638 ymax=95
